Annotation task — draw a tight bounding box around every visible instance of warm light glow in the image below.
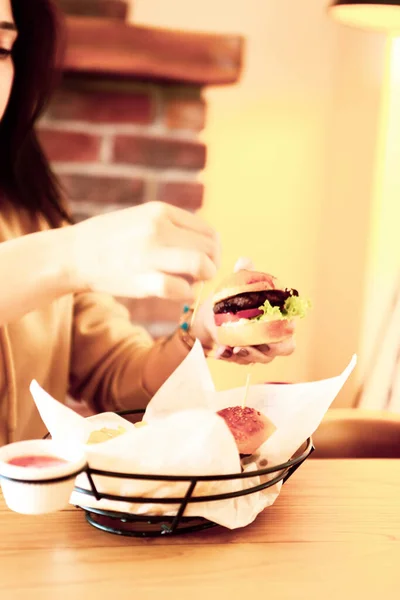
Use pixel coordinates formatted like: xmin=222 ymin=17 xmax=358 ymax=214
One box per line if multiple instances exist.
xmin=359 ymin=34 xmax=400 ymax=409
xmin=369 ymin=35 xmax=400 ymax=280
xmin=330 ymin=5 xmax=400 ymax=32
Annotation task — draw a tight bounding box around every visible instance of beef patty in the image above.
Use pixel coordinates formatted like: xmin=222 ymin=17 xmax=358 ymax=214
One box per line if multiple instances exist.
xmin=214 ymin=289 xmax=298 ymax=314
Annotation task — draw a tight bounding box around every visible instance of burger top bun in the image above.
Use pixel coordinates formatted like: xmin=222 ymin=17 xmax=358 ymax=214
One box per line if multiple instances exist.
xmin=217 ymin=406 xmax=276 ymax=455
xmin=214 ymin=318 xmax=295 ymax=348
xmin=213 ymin=270 xmax=282 ymax=305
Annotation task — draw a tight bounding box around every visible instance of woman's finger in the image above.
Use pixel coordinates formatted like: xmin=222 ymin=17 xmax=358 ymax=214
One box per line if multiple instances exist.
xmin=162 ymin=222 xmax=221 ymax=268
xmin=215 ymin=346 xmax=274 ymax=365
xmin=163 ymin=202 xmax=217 ymax=239
xmin=149 ymin=247 xmax=218 ymax=282
xmin=214 ymin=336 xmax=296 ymax=363
xmin=232 ymin=346 xmax=275 ymax=364
xmin=259 ymin=337 xmax=296 ymax=357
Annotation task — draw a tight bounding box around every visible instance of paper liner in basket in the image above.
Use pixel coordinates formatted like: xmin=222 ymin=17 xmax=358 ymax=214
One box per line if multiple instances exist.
xmin=30 ymin=341 xmax=356 ymax=529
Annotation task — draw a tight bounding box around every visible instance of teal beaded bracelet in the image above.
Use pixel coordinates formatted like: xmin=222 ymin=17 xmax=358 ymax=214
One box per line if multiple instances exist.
xmin=179 ymin=304 xmax=193 ymax=331
xmin=177 ymin=304 xmax=213 ymax=355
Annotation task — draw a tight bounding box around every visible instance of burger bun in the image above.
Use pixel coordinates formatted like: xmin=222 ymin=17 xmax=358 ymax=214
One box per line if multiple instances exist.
xmin=217 ymin=406 xmax=276 ymax=455
xmin=215 ymin=317 xmax=295 ymax=347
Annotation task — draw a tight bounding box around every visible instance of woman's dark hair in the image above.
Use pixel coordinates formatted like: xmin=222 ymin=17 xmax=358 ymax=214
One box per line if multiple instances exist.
xmin=0 ymin=0 xmax=72 ymax=227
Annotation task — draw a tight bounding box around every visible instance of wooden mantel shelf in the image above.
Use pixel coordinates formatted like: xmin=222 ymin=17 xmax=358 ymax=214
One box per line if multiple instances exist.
xmin=64 ymin=17 xmax=244 ymax=86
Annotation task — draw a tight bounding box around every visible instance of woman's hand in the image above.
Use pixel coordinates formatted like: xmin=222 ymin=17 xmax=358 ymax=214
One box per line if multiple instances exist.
xmin=70 ymin=202 xmax=220 ymax=302
xmin=191 ymin=257 xmax=296 ymax=365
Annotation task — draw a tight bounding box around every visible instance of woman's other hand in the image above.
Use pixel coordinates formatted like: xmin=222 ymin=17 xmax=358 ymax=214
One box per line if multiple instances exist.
xmin=70 ymin=202 xmax=221 ymax=302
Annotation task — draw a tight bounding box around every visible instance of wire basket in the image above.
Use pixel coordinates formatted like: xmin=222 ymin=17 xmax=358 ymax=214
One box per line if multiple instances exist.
xmin=69 ymin=409 xmax=314 ymax=538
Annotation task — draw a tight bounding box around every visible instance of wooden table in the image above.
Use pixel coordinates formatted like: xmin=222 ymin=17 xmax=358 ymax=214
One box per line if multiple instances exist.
xmin=0 ymin=460 xmax=399 ymax=599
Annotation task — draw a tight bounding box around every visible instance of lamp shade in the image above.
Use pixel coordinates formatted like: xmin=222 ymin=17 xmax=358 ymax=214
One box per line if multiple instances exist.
xmin=328 ymin=1 xmax=400 ymax=32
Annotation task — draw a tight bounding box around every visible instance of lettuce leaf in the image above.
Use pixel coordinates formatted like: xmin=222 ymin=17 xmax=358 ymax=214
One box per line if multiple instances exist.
xmin=282 ymin=295 xmax=311 ymax=318
xmin=258 ymin=301 xmax=283 ymax=319
xmin=257 ymin=295 xmax=311 ymax=321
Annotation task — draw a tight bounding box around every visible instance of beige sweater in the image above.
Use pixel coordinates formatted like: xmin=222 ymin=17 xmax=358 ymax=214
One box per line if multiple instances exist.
xmin=0 ymin=202 xmax=159 ymax=446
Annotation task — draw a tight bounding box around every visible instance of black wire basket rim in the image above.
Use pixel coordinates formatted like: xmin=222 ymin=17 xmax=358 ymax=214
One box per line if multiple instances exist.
xmin=80 ymin=408 xmax=313 ymax=482
xmin=73 ymin=464 xmax=291 ymax=504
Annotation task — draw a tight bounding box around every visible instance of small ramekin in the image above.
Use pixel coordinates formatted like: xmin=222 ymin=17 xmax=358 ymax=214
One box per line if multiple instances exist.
xmin=0 ymin=439 xmax=87 ymax=514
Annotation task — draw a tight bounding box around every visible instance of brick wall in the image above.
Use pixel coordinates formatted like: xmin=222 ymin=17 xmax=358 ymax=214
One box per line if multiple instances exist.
xmin=39 ymin=77 xmax=207 ymax=337
xmin=58 ymin=0 xmax=129 ymax=20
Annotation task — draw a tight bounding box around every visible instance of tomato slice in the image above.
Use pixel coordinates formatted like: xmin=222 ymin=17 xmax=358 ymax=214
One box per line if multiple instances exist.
xmin=214 ymin=308 xmax=263 ymax=326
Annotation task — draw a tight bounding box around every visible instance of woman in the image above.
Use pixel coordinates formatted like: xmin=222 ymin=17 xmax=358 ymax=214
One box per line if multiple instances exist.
xmin=0 ymin=0 xmax=295 ymax=445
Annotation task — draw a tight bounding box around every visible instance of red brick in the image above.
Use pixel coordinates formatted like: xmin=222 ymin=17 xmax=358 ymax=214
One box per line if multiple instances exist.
xmin=47 ymin=88 xmax=154 ymax=125
xmin=60 ymin=174 xmax=145 ymax=206
xmin=165 ymin=97 xmax=206 ymax=132
xmin=119 ymin=297 xmax=183 ymax=323
xmin=157 ymin=181 xmax=204 ymax=210
xmin=38 ymin=129 xmax=101 ymax=162
xmin=113 ymin=136 xmax=206 ymax=170
xmin=59 ymin=0 xmax=128 ymax=20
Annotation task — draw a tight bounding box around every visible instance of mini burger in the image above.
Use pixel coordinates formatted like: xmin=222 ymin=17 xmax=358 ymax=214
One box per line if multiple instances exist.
xmin=217 ymin=406 xmax=276 ymax=455
xmin=213 ymin=270 xmax=310 ymax=347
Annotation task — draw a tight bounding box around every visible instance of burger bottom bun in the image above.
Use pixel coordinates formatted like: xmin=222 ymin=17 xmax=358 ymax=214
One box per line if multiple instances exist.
xmin=215 ymin=318 xmax=295 ymax=347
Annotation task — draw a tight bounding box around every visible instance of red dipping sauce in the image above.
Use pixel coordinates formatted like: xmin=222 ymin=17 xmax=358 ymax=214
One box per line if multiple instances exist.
xmin=7 ymin=455 xmax=68 ymax=468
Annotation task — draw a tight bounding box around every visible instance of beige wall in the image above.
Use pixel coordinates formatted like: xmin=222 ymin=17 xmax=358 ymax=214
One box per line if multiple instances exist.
xmin=311 ymin=26 xmax=386 ymax=407
xmin=359 ymin=37 xmax=400 ymax=411
xmin=131 ymin=1 xmax=391 ymax=406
